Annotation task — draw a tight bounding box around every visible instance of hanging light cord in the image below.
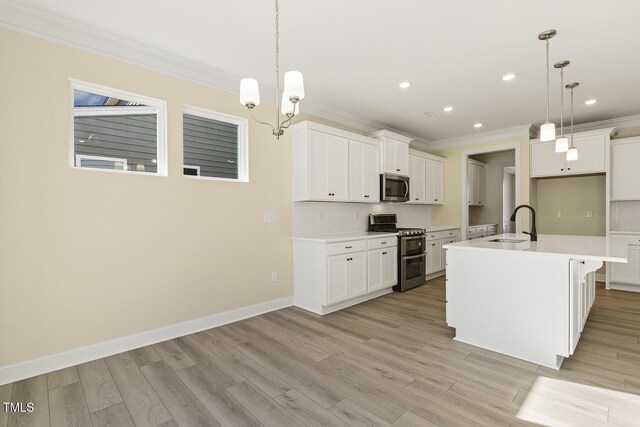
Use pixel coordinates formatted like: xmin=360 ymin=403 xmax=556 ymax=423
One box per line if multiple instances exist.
xmin=569 ymin=86 xmax=574 ymax=147
xmin=546 ymin=39 xmax=550 ymax=123
xmin=275 ymin=0 xmax=280 ymax=130
xmin=559 ymin=68 xmax=564 ymax=136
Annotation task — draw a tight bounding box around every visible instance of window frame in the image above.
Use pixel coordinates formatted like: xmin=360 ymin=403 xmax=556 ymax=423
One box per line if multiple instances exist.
xmin=69 ymin=79 xmax=168 ymax=176
xmin=75 ymin=154 xmax=128 ymax=171
xmin=182 ymin=105 xmax=249 ymax=183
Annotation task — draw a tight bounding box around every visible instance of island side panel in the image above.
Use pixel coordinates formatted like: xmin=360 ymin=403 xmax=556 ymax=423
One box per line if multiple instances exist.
xmin=446 ymin=248 xmax=570 ymax=369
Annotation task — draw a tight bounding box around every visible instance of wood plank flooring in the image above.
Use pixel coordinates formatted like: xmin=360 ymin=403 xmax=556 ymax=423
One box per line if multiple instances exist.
xmin=3 ymin=277 xmax=640 ymax=426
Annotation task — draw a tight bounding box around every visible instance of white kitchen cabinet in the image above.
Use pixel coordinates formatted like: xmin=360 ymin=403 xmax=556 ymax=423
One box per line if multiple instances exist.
xmin=328 ymin=251 xmax=367 ymax=305
xmin=370 ymin=130 xmax=411 ymax=176
xmin=610 ymin=242 xmax=640 ymax=286
xmin=368 ymin=247 xmax=398 ymax=292
xmin=530 ymin=128 xmax=614 ymax=178
xmin=408 ymin=155 xmax=426 ymax=203
xmin=349 ymin=139 xmax=380 ymax=202
xmin=426 ymin=240 xmax=443 ymax=274
xmin=611 ymin=137 xmax=640 ymax=200
xmin=292 ymin=121 xmax=380 ymax=202
xmin=293 ymin=235 xmax=398 ymax=315
xmin=409 ymin=150 xmax=445 ymax=205
xmin=426 ymin=159 xmax=444 ymax=204
xmin=467 ymin=160 xmax=485 ymax=206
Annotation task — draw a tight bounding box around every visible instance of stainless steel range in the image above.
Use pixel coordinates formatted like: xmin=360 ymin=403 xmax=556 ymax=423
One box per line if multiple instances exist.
xmin=368 ymin=214 xmax=427 ymax=292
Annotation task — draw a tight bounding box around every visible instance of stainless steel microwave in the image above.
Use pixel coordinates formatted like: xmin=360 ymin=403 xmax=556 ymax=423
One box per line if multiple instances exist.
xmin=380 ymin=173 xmax=409 ymax=202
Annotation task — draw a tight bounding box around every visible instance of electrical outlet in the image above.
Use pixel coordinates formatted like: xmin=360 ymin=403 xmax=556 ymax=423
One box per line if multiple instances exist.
xmin=587 ymin=210 xmax=593 ymax=219
xmin=557 ymin=211 xmax=562 ymax=218
xmin=263 ymin=212 xmax=277 ymax=223
xmin=271 ymin=271 xmax=278 ymax=282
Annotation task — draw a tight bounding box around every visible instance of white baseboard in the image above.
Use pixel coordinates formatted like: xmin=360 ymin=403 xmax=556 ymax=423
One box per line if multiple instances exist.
xmin=0 ymin=296 xmax=293 ymax=386
xmin=596 ymin=273 xmax=606 ymax=282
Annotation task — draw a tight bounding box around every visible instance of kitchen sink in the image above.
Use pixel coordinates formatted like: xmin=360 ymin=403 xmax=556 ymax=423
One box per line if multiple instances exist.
xmin=488 ymin=238 xmax=527 ymax=243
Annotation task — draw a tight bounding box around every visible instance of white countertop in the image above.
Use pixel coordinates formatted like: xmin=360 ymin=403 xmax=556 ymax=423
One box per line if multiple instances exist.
xmin=444 ymin=233 xmax=628 ymax=263
xmin=292 ymin=232 xmax=398 ymax=243
xmin=424 ymin=225 xmax=460 ymax=232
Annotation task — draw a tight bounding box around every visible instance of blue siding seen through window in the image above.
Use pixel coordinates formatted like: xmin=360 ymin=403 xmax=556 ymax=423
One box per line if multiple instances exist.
xmin=183 ymin=114 xmax=239 ymax=179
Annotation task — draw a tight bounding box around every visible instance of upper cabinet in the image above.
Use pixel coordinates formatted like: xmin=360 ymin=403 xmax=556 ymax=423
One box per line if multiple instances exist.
xmin=409 ymin=149 xmax=445 ymax=205
xmin=467 ymin=159 xmax=485 ymax=206
xmin=611 ymin=137 xmax=640 ymax=201
xmin=370 ymin=130 xmax=412 ymax=176
xmin=530 ymin=128 xmax=615 ymax=178
xmin=292 ymin=121 xmax=381 ymax=203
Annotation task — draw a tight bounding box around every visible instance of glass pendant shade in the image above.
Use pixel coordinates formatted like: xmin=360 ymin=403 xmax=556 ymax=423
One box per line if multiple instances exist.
xmin=540 ymin=122 xmax=556 ymax=141
xmin=281 ymin=93 xmax=300 ymax=115
xmin=284 ymin=71 xmax=305 ymax=100
xmin=240 ymin=78 xmax=260 ymax=106
xmin=555 ymin=136 xmax=569 ymax=153
xmin=566 ymin=146 xmax=578 ymax=161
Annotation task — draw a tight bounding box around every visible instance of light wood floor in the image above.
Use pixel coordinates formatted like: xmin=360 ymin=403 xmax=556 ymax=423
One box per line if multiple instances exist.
xmin=3 ymin=277 xmax=640 ymax=427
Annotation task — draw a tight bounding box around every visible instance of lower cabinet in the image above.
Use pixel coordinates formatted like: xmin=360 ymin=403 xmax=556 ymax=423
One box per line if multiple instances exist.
xmin=610 ymin=239 xmax=640 ymax=290
xmin=328 ymin=252 xmax=367 ymax=305
xmin=368 ymin=247 xmax=398 ymax=292
xmin=293 ymin=236 xmax=398 ymax=315
xmin=426 ymin=240 xmax=442 ymax=275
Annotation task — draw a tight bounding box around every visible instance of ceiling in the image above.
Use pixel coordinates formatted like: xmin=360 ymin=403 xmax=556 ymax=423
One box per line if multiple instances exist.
xmin=5 ymin=0 xmax=640 ymax=142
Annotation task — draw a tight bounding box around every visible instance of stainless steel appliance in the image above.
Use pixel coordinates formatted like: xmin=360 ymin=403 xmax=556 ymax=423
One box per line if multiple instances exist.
xmin=380 ymin=173 xmax=410 ymax=202
xmin=368 ymin=214 xmax=426 ymax=292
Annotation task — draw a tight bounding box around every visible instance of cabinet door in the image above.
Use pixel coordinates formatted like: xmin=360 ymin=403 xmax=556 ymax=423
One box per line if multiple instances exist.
xmin=430 ymin=160 xmax=444 ymax=204
xmin=381 ymin=247 xmax=398 ymax=287
xmin=476 ymin=165 xmax=485 ymax=205
xmin=612 ymin=139 xmax=640 ymax=200
xmin=395 ymin=141 xmax=409 ymax=175
xmin=347 ymin=252 xmax=368 ymax=298
xmin=426 ymin=241 xmax=442 ymax=274
xmin=327 ymin=135 xmax=349 ymax=200
xmin=349 ymin=140 xmax=380 ymax=202
xmin=327 ymin=255 xmax=349 ymax=305
xmin=531 ymin=140 xmax=566 ymax=177
xmin=367 ymin=250 xmax=383 ymax=291
xmin=610 ymin=245 xmax=640 ymax=285
xmin=568 ymin=134 xmax=606 ymax=175
xmin=383 ymin=139 xmax=397 ymax=174
xmin=409 ymin=155 xmax=426 ymax=203
xmin=309 ymin=131 xmax=348 ymax=200
xmin=467 ymin=163 xmax=476 ymax=205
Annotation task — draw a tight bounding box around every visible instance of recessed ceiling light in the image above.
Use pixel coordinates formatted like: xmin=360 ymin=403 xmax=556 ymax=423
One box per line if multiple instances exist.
xmin=502 ymin=73 xmax=516 ymax=81
xmin=474 ymin=123 xmax=483 ymax=128
xmin=443 ymin=106 xmax=453 ymax=112
xmin=399 ymin=81 xmax=411 ymax=89
xmin=585 ymin=99 xmax=598 ymax=105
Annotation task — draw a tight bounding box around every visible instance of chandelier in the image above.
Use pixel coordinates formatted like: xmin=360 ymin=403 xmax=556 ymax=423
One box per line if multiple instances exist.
xmin=239 ymin=0 xmax=304 ymax=140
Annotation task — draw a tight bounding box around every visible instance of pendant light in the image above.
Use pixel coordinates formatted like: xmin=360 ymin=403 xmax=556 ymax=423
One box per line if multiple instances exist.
xmin=239 ymin=0 xmax=304 ymax=140
xmin=538 ymin=29 xmax=557 ymax=142
xmin=566 ymin=82 xmax=579 ymax=161
xmin=554 ymin=60 xmax=570 ymax=152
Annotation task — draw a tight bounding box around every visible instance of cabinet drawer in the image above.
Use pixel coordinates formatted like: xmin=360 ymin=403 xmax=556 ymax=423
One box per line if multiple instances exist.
xmin=613 ymin=235 xmax=640 ymax=246
xmin=426 ymin=231 xmax=442 ymax=241
xmin=477 ymin=226 xmax=488 ymax=233
xmin=367 ymin=237 xmax=397 ymax=250
xmin=442 ymin=238 xmax=459 ymax=245
xmin=327 ymin=240 xmax=367 ymax=256
xmin=443 ymin=229 xmax=460 ymax=239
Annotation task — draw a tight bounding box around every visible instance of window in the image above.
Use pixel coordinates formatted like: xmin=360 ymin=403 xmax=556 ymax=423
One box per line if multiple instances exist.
xmin=182 ymin=106 xmax=248 ymax=182
xmin=70 ymin=80 xmax=167 ymax=175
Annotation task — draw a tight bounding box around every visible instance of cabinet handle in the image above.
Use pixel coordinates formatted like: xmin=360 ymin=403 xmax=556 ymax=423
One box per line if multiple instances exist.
xmin=415 ymin=198 xmax=419 ymax=200
xmin=431 ymin=243 xmax=436 ymax=246
xmin=561 ymin=168 xmax=564 ymax=171
xmin=382 ymin=252 xmax=387 ymax=255
xmin=434 ymin=199 xmax=438 ymax=201
xmin=381 ymin=242 xmax=387 ymax=244
xmin=568 ymin=168 xmax=571 ymax=171
xmin=364 ymin=195 xmax=369 ymax=198
xmin=396 ymin=168 xmax=400 ymax=172
xmin=345 ymin=246 xmax=352 ymax=249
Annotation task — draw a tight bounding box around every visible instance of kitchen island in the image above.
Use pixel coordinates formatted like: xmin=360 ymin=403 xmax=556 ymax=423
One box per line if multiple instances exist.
xmin=444 ymin=233 xmax=628 ymax=369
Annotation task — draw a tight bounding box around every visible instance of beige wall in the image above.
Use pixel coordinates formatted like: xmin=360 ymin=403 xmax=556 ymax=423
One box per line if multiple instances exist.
xmin=0 ymin=29 xmax=294 ymax=367
xmin=430 ymin=135 xmax=532 ymax=230
xmin=535 ymin=176 xmax=606 ymax=236
xmin=468 ymin=150 xmax=516 ymax=229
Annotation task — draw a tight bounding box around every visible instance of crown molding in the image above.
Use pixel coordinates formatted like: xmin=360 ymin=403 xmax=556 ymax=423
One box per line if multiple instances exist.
xmin=571 ymin=114 xmax=640 ymax=134
xmin=0 ymin=0 xmax=432 ymax=145
xmin=428 ymin=124 xmax=534 ymax=151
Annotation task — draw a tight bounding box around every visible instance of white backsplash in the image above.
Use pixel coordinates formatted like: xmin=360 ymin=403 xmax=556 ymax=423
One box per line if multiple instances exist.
xmin=611 ymin=201 xmax=640 ymax=232
xmin=293 ymin=202 xmax=432 ymax=237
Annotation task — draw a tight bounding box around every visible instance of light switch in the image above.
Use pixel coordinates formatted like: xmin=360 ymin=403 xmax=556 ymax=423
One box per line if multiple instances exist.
xmin=557 ymin=211 xmax=562 ymax=218
xmin=587 ymin=210 xmax=593 ymax=219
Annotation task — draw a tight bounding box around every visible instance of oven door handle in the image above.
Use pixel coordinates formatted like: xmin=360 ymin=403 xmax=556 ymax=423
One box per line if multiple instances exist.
xmin=403 ymin=235 xmax=424 ymax=241
xmin=403 ymin=253 xmax=426 ymax=260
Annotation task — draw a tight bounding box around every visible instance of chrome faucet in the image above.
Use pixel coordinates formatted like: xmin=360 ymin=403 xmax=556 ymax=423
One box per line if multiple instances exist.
xmin=510 ymin=204 xmax=537 ymax=241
